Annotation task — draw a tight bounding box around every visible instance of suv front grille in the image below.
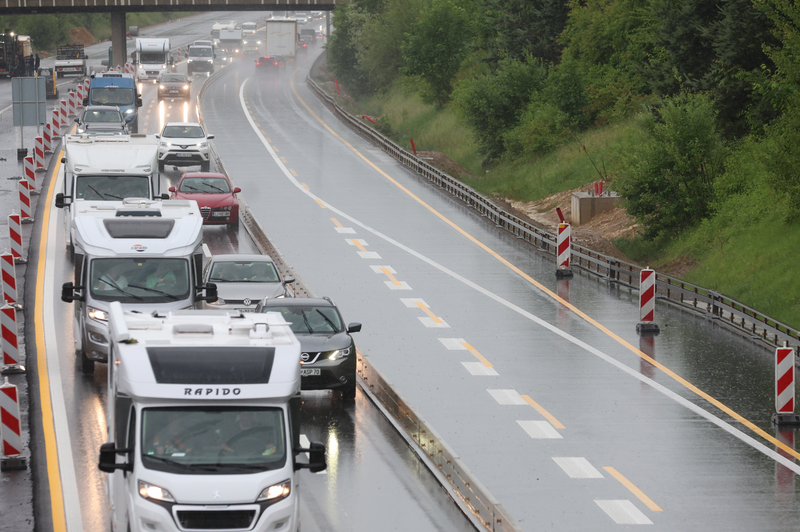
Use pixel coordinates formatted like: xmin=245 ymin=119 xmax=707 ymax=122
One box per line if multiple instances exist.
xmin=176 ymin=510 xmax=256 ymax=530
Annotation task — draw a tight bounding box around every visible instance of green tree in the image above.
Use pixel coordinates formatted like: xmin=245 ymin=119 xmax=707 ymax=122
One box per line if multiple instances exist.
xmin=615 ymin=92 xmax=727 ymax=239
xmin=475 ymin=0 xmax=569 ymax=63
xmin=328 ymin=4 xmax=375 ymax=95
xmin=401 ymin=0 xmax=473 ymax=107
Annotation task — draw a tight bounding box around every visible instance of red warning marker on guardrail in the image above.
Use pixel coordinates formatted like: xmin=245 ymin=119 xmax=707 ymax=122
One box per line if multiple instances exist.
xmin=410 ymin=139 xmax=417 ymax=156
xmin=1 ymin=253 xmax=17 ymax=307
xmin=8 ymin=213 xmax=24 ymax=264
xmin=0 ymin=376 xmax=27 ymax=470
xmin=555 ymin=222 xmax=573 ymax=279
xmin=1 ymin=304 xmax=23 ymax=375
xmin=34 ymin=136 xmax=45 ymax=171
xmin=59 ymin=99 xmax=68 ymax=126
xmin=636 ymin=268 xmax=659 ymax=334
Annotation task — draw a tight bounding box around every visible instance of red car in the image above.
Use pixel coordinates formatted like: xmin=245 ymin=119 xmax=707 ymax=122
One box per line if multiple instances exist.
xmin=169 ymin=172 xmax=241 ymax=230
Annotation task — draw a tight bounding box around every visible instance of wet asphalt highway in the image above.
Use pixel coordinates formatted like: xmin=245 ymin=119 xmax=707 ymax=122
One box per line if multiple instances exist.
xmin=13 ymin=11 xmax=800 ymax=532
xmin=33 ymin=13 xmax=475 ymax=532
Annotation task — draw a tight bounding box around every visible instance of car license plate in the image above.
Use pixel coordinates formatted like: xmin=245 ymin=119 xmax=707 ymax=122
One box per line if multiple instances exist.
xmin=169 ymin=90 xmax=178 ymax=93
xmin=212 ymin=211 xmax=230 ymax=218
xmin=176 ymin=152 xmax=192 ymax=157
xmin=301 ymin=368 xmax=320 ymax=376
xmin=236 ymin=308 xmax=255 ymax=313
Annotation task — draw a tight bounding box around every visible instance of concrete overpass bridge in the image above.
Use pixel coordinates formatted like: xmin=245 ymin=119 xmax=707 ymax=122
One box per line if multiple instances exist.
xmin=0 ymin=0 xmax=346 ymax=68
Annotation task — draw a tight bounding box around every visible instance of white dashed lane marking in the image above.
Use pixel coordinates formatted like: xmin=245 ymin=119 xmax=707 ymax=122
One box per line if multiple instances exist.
xmin=553 ymin=457 xmax=604 ymax=479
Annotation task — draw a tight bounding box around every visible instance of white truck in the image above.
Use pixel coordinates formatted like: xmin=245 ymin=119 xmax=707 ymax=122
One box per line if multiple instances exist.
xmin=55 ymin=133 xmax=166 ymax=258
xmin=211 ymin=21 xmax=236 ymax=48
xmin=60 ymin=199 xmax=218 ymax=374
xmin=98 ymin=304 xmax=326 ymax=532
xmin=241 ymin=22 xmax=261 ymax=55
xmin=265 ymin=20 xmax=297 ymax=60
xmin=55 ymin=44 xmax=87 ymax=78
xmin=134 ymin=37 xmax=174 ymax=82
xmin=219 ymin=28 xmax=244 ymax=59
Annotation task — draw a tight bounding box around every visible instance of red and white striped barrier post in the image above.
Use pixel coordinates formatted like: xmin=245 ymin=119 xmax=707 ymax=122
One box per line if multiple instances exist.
xmin=555 ymin=222 xmax=574 ymax=279
xmin=636 ymin=268 xmax=659 ymax=334
xmin=34 ymin=136 xmax=46 ymax=172
xmin=1 ymin=304 xmax=23 ymax=375
xmin=51 ymin=110 xmax=61 ymax=138
xmin=59 ymin=99 xmax=68 ymax=126
xmin=18 ymin=181 xmax=33 ymax=222
xmin=772 ymin=343 xmax=800 ymax=426
xmin=1 ymin=253 xmax=18 ymax=306
xmin=75 ymin=82 xmax=82 ymax=103
xmin=0 ymin=377 xmax=27 ymax=470
xmin=83 ymin=78 xmax=90 ymax=101
xmin=23 ymin=156 xmax=37 ymax=194
xmin=67 ymin=90 xmax=77 ymax=117
xmin=8 ymin=213 xmax=24 ymax=264
xmin=42 ymin=122 xmax=53 ymax=153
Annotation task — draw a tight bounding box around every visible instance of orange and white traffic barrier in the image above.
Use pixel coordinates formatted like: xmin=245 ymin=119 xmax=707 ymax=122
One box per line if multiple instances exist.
xmin=18 ymin=181 xmax=32 ymax=222
xmin=8 ymin=213 xmax=23 ymax=263
xmin=1 ymin=253 xmax=17 ymax=306
xmin=0 ymin=377 xmax=27 ymax=471
xmin=59 ymin=99 xmax=68 ymax=126
xmin=1 ymin=304 xmax=22 ymax=373
xmin=773 ymin=344 xmax=796 ymax=426
xmin=67 ymin=90 xmax=77 ymax=117
xmin=23 ymin=156 xmax=36 ymax=193
xmin=83 ymin=78 xmax=90 ymax=101
xmin=51 ymin=110 xmax=61 ymax=138
xmin=125 ymin=62 xmax=134 ymax=74
xmin=42 ymin=122 xmax=53 ymax=153
xmin=34 ymin=136 xmax=45 ymax=171
xmin=75 ymin=82 xmax=83 ymax=102
xmin=636 ymin=268 xmax=659 ymax=334
xmin=555 ymin=222 xmax=573 ymax=279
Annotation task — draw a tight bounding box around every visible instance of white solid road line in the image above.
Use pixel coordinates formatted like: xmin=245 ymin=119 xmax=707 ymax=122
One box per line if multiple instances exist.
xmin=238 ymin=77 xmax=800 ymax=475
xmin=44 ymin=164 xmax=84 ymax=530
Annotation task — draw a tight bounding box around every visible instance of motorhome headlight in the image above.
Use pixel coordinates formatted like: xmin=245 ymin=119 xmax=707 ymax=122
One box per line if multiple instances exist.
xmin=328 ymin=347 xmax=351 ymax=361
xmin=183 ymin=85 xmax=189 ymax=90
xmin=257 ymin=480 xmax=291 ymax=502
xmin=138 ymin=481 xmax=176 ymax=503
xmin=161 ymin=64 xmax=167 ymax=69
xmin=88 ymin=307 xmax=108 ymax=322
xmin=159 ymin=84 xmax=165 ymax=89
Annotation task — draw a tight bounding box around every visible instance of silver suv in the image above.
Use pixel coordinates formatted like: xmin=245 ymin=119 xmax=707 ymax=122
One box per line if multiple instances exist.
xmin=157 ymin=122 xmax=214 ymax=172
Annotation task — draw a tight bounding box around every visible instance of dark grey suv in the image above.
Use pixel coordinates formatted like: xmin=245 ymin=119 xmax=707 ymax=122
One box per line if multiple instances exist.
xmin=256 ymin=297 xmax=361 ymax=400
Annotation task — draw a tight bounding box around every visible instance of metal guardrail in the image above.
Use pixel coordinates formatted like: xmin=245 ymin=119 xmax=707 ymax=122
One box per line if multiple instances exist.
xmin=306 ymin=76 xmax=800 ymax=356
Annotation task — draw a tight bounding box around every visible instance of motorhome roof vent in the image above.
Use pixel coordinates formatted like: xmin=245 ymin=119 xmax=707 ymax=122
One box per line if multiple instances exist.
xmin=147 ymin=346 xmax=276 ymax=384
xmin=103 ymin=218 xmax=174 ymax=238
xmin=172 ymin=324 xmax=214 ymax=336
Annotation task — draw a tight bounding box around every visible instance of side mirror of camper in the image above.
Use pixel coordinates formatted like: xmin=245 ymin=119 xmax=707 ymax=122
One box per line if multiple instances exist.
xmin=160 ymin=193 xmax=170 ymax=200
xmin=55 ymin=193 xmax=70 ymax=209
xmin=61 ymin=282 xmax=83 ymax=303
xmin=136 ymin=97 xmax=143 ymax=107
xmin=74 ymin=117 xmax=79 ymax=123
xmin=294 ymin=441 xmax=326 ymax=473
xmin=98 ymin=442 xmax=133 ymax=473
xmin=197 ymin=282 xmax=218 ymax=303
xmin=82 ymin=97 xmax=88 ymax=106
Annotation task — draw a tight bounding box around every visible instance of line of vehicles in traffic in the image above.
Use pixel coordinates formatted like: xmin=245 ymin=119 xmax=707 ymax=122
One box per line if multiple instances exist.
xmin=50 ymin=26 xmax=359 ymax=526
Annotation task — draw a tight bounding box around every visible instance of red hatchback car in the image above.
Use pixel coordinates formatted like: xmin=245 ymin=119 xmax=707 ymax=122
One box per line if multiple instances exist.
xmin=170 ymin=172 xmax=241 ymax=230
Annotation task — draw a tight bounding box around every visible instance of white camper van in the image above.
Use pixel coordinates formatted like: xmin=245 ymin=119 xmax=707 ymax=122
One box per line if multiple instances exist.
xmin=61 ymin=199 xmax=218 ymax=374
xmin=99 ymin=304 xmax=326 ymax=532
xmin=55 ymin=133 xmax=166 ymax=259
xmin=135 ymin=37 xmax=174 ymax=82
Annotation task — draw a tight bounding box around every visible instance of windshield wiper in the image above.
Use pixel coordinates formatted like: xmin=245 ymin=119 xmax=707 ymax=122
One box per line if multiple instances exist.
xmin=301 ymin=311 xmax=314 ymax=333
xmin=214 ymin=463 xmax=271 ymax=470
xmin=127 ymin=284 xmax=182 ymax=301
xmin=144 ymin=454 xmax=194 ymax=469
xmin=202 ymin=183 xmax=224 ymax=193
xmin=314 ymin=309 xmax=337 ymax=331
xmin=98 ymin=276 xmax=143 ymax=300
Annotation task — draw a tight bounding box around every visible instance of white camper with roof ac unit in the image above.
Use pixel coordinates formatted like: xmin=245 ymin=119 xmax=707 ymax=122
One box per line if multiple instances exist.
xmin=135 ymin=37 xmax=174 ymax=82
xmin=99 ymin=304 xmax=326 ymax=532
xmin=60 ymin=199 xmax=218 ymax=374
xmin=55 ymin=133 xmax=167 ymax=259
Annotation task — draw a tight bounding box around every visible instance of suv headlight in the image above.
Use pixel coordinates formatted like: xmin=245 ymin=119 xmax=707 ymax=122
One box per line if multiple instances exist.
xmin=159 ymin=84 xmax=165 ymax=89
xmin=139 ymin=481 xmax=175 ymax=503
xmin=160 ymin=141 xmax=171 ymax=147
xmin=328 ymin=346 xmax=351 ymax=361
xmin=257 ymin=480 xmax=290 ymax=503
xmin=198 ymin=142 xmax=208 ymax=149
xmin=88 ymin=307 xmax=108 ymax=322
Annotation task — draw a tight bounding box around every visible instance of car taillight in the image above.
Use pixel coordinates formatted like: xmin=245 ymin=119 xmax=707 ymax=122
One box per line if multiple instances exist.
xmin=256 ymin=62 xmax=261 ymax=65
xmin=273 ymin=62 xmax=278 ymax=65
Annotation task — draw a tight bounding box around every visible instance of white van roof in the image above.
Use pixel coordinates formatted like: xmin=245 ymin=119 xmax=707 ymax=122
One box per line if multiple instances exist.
xmin=72 ymin=199 xmax=203 ymax=258
xmin=108 ymin=303 xmax=302 ymax=401
xmin=64 ymin=134 xmax=158 ymax=175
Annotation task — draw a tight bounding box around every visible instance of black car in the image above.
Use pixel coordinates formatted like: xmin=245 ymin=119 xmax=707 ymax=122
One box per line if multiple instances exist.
xmin=157 ymin=73 xmax=191 ymax=101
xmin=256 ymin=297 xmax=361 ymax=400
xmin=255 ymin=55 xmax=286 ymax=75
xmin=74 ymin=105 xmax=128 ymax=134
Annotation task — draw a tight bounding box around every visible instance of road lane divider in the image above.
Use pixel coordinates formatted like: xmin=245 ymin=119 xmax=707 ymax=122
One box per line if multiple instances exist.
xmin=331 ymin=218 xmax=355 ymax=233
xmin=399 ymin=298 xmax=448 ymax=328
xmin=347 ymin=238 xmax=379 ymax=258
xmin=370 ymin=265 xmax=411 ymax=290
xmin=603 ymin=466 xmax=663 ymax=512
xmin=520 ymin=395 xmax=564 ymax=429
xmin=36 ymin=141 xmax=83 ymax=531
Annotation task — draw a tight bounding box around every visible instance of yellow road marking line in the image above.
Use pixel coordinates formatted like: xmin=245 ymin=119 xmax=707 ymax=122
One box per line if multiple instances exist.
xmin=261 ymin=129 xmax=267 ymax=135
xmin=265 ymin=137 xmax=271 ymax=143
xmin=460 ymin=341 xmax=492 ymax=367
xmin=280 ymin=156 xmax=287 ymax=163
xmin=350 ymin=239 xmax=367 ymax=252
xmin=288 ymin=75 xmax=800 ymax=462
xmin=301 ymin=182 xmax=309 ymax=190
xmin=415 ymin=301 xmax=443 ymax=324
xmin=290 ymin=169 xmax=299 ymax=177
xmin=380 ymin=267 xmax=402 ymax=286
xmin=272 ymin=146 xmax=279 ymax=152
xmin=520 ymin=395 xmax=565 ymax=429
xmin=603 ymin=467 xmax=663 ymax=512
xmin=331 ymin=218 xmax=343 ymax=227
xmin=36 ymin=149 xmax=67 ymax=532
xmin=315 ymin=198 xmax=326 ymax=208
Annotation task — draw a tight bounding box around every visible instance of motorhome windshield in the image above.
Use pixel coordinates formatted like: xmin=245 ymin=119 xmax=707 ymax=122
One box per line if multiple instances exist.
xmin=75 ymin=175 xmax=150 ymax=201
xmin=139 ymin=52 xmax=167 ymax=64
xmin=89 ymin=87 xmax=135 ymax=106
xmin=89 ymin=257 xmax=190 ymax=303
xmin=141 ymin=407 xmax=287 ymax=474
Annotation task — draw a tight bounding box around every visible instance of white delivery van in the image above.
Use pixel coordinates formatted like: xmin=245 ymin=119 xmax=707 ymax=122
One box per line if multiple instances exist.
xmin=60 ymin=199 xmax=218 ymax=374
xmin=55 ymin=133 xmax=166 ymax=259
xmin=99 ymin=304 xmax=326 ymax=532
